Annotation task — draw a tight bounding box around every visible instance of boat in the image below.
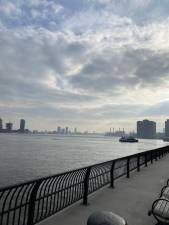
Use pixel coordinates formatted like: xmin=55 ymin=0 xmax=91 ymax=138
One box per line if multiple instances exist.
xmin=119 ymin=136 xmax=138 ymax=143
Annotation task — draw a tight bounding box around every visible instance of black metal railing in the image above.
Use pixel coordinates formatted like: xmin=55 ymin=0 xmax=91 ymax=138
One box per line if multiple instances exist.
xmin=0 ymin=146 xmax=169 ymax=225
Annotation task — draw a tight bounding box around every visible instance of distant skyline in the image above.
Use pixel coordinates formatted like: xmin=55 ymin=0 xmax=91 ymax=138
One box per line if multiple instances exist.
xmin=1 ymin=0 xmax=169 ymax=132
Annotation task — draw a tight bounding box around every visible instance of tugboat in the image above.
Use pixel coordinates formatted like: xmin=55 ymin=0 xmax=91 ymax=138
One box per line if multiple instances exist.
xmin=119 ymin=136 xmax=138 ymax=143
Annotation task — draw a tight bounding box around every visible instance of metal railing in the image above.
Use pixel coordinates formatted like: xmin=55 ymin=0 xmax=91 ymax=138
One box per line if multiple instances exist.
xmin=0 ymin=146 xmax=169 ymax=225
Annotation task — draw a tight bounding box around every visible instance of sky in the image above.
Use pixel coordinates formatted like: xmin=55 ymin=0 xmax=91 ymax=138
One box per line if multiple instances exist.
xmin=0 ymin=0 xmax=169 ymax=132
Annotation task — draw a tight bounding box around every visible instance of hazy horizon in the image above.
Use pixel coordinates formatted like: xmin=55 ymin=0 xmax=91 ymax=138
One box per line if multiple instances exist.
xmin=1 ymin=0 xmax=169 ymax=132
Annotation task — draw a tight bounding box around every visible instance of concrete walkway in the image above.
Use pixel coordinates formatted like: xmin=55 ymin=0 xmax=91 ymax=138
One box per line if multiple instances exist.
xmin=39 ymin=155 xmax=169 ymax=225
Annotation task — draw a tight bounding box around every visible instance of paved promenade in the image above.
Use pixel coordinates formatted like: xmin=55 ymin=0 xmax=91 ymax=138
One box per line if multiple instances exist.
xmin=39 ymin=155 xmax=169 ymax=225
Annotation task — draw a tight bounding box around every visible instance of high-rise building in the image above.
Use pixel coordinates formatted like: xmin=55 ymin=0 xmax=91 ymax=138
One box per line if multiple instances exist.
xmin=137 ymin=119 xmax=156 ymax=139
xmin=20 ymin=119 xmax=25 ymax=132
xmin=137 ymin=121 xmax=143 ymax=138
xmin=57 ymin=126 xmax=61 ymax=133
xmin=61 ymin=128 xmax=65 ymax=134
xmin=74 ymin=128 xmax=77 ymax=134
xmin=0 ymin=118 xmax=2 ymax=130
xmin=65 ymin=127 xmax=69 ymax=134
xmin=165 ymin=119 xmax=169 ymax=137
xmin=6 ymin=122 xmax=13 ymax=132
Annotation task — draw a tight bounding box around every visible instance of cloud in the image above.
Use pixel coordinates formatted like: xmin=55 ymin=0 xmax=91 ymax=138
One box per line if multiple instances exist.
xmin=69 ymin=48 xmax=169 ymax=96
xmin=143 ymin=101 xmax=169 ymax=116
xmin=0 ymin=27 xmax=98 ymax=111
xmin=0 ymin=0 xmax=64 ymax=28
xmin=0 ymin=2 xmax=22 ymax=17
xmin=0 ymin=0 xmax=169 ymax=131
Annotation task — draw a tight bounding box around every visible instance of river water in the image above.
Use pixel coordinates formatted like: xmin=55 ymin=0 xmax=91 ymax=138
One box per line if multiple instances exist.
xmin=0 ymin=133 xmax=167 ymax=187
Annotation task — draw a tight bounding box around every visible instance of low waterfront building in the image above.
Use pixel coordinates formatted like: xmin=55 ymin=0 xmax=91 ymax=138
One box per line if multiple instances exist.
xmin=33 ymin=130 xmax=38 ymax=134
xmin=6 ymin=122 xmax=13 ymax=132
xmin=65 ymin=127 xmax=69 ymax=134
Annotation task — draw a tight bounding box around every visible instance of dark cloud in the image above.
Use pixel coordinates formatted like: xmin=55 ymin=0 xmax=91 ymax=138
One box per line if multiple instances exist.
xmin=69 ymin=48 xmax=169 ymax=94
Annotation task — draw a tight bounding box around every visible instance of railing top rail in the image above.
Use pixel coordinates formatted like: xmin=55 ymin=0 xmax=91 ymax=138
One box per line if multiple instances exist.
xmin=0 ymin=145 xmax=168 ymax=191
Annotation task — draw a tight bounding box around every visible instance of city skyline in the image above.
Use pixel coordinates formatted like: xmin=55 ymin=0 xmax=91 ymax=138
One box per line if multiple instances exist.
xmin=1 ymin=1 xmax=169 ymax=131
xmin=1 ymin=116 xmax=169 ymax=135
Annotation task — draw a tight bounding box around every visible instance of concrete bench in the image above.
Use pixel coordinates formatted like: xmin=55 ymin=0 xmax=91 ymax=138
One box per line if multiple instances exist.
xmin=151 ymin=198 xmax=169 ymax=224
xmin=87 ymin=211 xmax=127 ymax=225
xmin=149 ymin=180 xmax=169 ymax=224
xmin=161 ymin=186 xmax=169 ymax=199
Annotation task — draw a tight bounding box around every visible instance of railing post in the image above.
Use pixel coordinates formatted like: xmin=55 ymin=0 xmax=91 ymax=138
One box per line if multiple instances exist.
xmin=137 ymin=154 xmax=140 ymax=172
xmin=155 ymin=150 xmax=158 ymax=161
xmin=158 ymin=149 xmax=161 ymax=159
xmin=83 ymin=167 xmax=91 ymax=205
xmin=27 ymin=180 xmax=42 ymax=225
xmin=145 ymin=153 xmax=147 ymax=167
xmin=151 ymin=151 xmax=153 ymax=164
xmin=110 ymin=161 xmax=115 ymax=188
xmin=126 ymin=157 xmax=130 ymax=178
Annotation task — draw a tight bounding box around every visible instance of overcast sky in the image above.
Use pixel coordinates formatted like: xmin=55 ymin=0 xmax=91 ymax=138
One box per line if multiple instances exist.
xmin=0 ymin=0 xmax=169 ymax=132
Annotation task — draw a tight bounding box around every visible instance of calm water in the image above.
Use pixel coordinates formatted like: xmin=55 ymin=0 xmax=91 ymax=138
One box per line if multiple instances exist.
xmin=0 ymin=133 xmax=167 ymax=187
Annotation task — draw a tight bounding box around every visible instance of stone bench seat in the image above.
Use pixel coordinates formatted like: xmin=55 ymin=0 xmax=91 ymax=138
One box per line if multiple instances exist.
xmin=161 ymin=186 xmax=169 ymax=199
xmin=149 ymin=180 xmax=169 ymax=224
xmin=152 ymin=198 xmax=169 ymax=223
xmin=87 ymin=211 xmax=128 ymax=225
